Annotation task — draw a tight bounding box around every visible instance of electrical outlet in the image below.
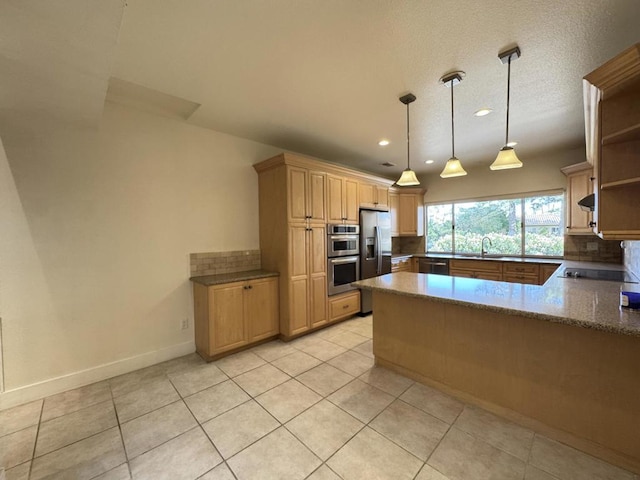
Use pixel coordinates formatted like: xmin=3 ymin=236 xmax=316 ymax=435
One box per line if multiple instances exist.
xmin=586 ymin=242 xmax=598 ymax=252
xmin=181 ymin=318 xmax=189 ymax=330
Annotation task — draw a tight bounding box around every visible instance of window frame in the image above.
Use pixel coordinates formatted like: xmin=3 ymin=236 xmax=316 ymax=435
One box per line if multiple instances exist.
xmin=425 ymin=189 xmax=565 ymax=259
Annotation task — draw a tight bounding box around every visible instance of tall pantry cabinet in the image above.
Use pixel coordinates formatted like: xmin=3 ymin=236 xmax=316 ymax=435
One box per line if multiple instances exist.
xmin=254 ymin=155 xmax=328 ymax=338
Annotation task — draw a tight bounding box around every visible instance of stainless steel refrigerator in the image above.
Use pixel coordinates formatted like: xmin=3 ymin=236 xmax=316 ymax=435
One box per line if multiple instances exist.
xmin=359 ymin=209 xmax=392 ymax=314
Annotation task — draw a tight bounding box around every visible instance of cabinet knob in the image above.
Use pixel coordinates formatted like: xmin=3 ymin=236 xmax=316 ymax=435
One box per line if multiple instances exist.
xmin=589 ymin=221 xmax=596 ymax=227
xmin=343 ymin=305 xmax=349 ymax=309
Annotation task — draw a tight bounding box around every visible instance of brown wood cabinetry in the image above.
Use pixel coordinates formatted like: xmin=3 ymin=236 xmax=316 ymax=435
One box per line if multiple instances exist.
xmin=327 ymin=174 xmax=359 ymax=224
xmin=449 ymin=259 xmax=503 ymax=281
xmin=389 ymin=192 xmax=399 ymax=236
xmin=359 ymin=181 xmax=389 ymax=210
xmin=255 ymin=153 xmax=394 ymax=340
xmin=539 ymin=263 xmax=561 ymax=284
xmin=328 ymin=290 xmax=361 ymax=322
xmin=390 ymin=188 xmax=425 ymax=236
xmin=193 ymin=277 xmax=279 ymax=360
xmin=502 ymin=262 xmax=540 ymax=285
xmin=391 ymin=256 xmax=412 ymax=273
xmin=584 ymin=43 xmax=640 ymax=239
xmin=561 ymin=162 xmax=594 ymax=234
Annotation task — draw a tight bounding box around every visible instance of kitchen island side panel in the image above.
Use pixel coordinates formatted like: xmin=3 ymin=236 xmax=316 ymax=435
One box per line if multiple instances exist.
xmin=373 ymin=291 xmax=640 ymax=473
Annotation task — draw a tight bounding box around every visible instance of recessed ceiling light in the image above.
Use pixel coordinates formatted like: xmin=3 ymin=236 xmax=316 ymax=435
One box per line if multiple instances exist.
xmin=381 ymin=162 xmax=395 ymax=167
xmin=425 ymin=159 xmax=434 ymax=164
xmin=378 ymin=139 xmax=390 ymax=146
xmin=474 ymin=108 xmax=493 ymax=117
xmin=506 ymin=141 xmax=518 ymax=147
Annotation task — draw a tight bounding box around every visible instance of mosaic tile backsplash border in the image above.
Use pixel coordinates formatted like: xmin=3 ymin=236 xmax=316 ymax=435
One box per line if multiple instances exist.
xmin=190 ymin=250 xmax=261 ymax=276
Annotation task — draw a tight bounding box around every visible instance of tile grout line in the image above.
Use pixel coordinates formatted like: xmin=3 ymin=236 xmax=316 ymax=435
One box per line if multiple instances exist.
xmin=108 ymin=381 xmax=133 ymax=479
xmin=419 ymin=401 xmax=466 ymax=479
xmin=27 ymin=399 xmax=45 ymax=480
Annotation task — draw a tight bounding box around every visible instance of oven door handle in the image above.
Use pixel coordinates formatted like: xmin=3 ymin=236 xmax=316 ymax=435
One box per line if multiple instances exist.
xmin=330 ymin=256 xmax=359 ymax=264
xmin=328 ymin=235 xmax=358 ymax=241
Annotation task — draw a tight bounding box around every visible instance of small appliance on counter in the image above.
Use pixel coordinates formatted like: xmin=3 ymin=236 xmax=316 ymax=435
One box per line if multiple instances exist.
xmin=359 ymin=209 xmax=392 ymax=314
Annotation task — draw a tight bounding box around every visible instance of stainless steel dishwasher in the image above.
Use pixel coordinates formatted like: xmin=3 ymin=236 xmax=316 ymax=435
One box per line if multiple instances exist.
xmin=418 ymin=257 xmax=450 ymax=275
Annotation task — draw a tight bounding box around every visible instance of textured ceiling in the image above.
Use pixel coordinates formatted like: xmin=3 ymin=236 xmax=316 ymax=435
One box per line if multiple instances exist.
xmin=1 ymin=1 xmax=639 ymax=179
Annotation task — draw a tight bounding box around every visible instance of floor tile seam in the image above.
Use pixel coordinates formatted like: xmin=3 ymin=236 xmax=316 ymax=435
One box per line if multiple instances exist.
xmin=126 ymin=424 xmax=206 ymax=464
xmin=112 ymin=374 xmax=180 ymax=400
xmin=196 ymin=461 xmax=239 ymax=480
xmin=179 ymin=389 xmax=229 ymax=463
xmin=268 ymin=358 xmax=322 ymax=377
xmin=26 ymin=399 xmax=44 ymax=478
xmin=259 ymin=392 xmax=323 ymax=426
xmin=365 ymin=419 xmax=433 ymax=465
xmin=323 ymin=331 xmax=369 ymax=347
xmin=109 ymin=386 xmax=132 ymax=473
xmin=303 ymin=462 xmax=345 ymax=480
xmin=37 ymin=397 xmax=117 ymax=431
xmin=423 ymin=403 xmax=465 ymax=469
xmin=197 ymin=397 xmax=254 ymax=427
xmin=117 ymin=397 xmax=189 ymax=431
xmin=321 ymin=395 xmax=378 ymax=428
xmin=217 ymin=360 xmax=270 ymax=380
xmin=0 ymin=421 xmax=40 ymax=442
xmin=326 ymin=359 xmax=374 ymax=378
xmin=228 ymin=372 xmax=292 ymax=402
xmin=109 ymin=374 xmax=173 ymax=400
xmin=40 ymin=392 xmax=113 ymax=423
xmin=319 ymin=423 xmax=377 ymax=469
xmin=451 ymin=419 xmax=534 ymax=465
xmin=165 ymin=368 xmax=231 ymax=404
xmin=392 ymin=397 xmax=454 ymax=428
xmin=86 ymin=461 xmax=129 ymax=480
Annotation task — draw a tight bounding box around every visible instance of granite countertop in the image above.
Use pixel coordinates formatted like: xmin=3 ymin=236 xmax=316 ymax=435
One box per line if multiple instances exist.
xmin=353 ymin=261 xmax=640 ymax=337
xmin=190 ymin=269 xmax=279 ymax=286
xmin=393 ymin=253 xmax=563 ymax=265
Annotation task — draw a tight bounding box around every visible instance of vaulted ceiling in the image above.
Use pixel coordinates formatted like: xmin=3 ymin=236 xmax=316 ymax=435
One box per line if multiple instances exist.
xmin=2 ymin=0 xmax=639 ymax=178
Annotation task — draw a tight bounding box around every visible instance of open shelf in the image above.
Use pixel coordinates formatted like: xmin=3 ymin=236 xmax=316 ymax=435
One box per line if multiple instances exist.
xmin=600 ymin=177 xmax=640 ymax=190
xmin=602 ymin=123 xmax=640 ymax=144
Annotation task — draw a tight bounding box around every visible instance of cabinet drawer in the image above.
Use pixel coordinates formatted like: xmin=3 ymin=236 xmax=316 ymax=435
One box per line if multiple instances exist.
xmin=503 ymin=263 xmax=540 ymax=276
xmin=503 ymin=273 xmax=539 ymax=285
xmin=329 ymin=291 xmax=361 ymax=321
xmin=449 ymin=259 xmax=503 ymax=273
xmin=449 ymin=269 xmax=503 ymax=281
xmin=391 ymin=257 xmax=412 ymax=272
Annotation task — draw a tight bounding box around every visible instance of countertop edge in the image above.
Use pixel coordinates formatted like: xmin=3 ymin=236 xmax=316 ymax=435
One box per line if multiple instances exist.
xmin=190 ymin=270 xmax=279 ymax=286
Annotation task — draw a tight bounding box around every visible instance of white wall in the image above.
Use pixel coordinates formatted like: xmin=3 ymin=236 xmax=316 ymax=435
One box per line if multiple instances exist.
xmin=0 ymin=103 xmax=281 ymax=406
xmin=421 ymin=146 xmax=586 ymax=203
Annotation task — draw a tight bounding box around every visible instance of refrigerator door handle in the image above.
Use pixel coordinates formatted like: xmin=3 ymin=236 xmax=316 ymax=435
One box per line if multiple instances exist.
xmin=375 ymin=226 xmax=382 ymax=275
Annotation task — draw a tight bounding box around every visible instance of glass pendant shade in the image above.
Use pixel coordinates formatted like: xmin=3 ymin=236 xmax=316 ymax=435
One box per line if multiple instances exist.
xmin=396 ymin=168 xmax=420 ymax=186
xmin=440 ymin=157 xmax=467 ymax=178
xmin=490 ymin=146 xmax=522 ymax=170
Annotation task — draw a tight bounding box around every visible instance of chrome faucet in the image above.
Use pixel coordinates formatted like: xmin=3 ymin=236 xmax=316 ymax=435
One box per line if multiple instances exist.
xmin=481 ymin=236 xmax=492 ymax=257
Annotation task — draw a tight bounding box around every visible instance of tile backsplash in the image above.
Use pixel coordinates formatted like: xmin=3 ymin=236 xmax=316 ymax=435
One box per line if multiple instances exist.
xmin=563 ymin=235 xmax=622 ymax=263
xmin=392 ymin=236 xmax=425 ymax=254
xmin=623 ymin=240 xmax=640 ymax=277
xmin=190 ymin=250 xmax=261 ymax=276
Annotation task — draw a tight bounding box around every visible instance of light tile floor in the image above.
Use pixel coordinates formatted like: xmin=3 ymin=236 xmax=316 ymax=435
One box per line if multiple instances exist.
xmin=1 ymin=315 xmax=637 ymax=480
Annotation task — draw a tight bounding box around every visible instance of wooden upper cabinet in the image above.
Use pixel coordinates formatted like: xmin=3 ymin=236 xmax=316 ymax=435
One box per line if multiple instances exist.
xmin=327 ymin=175 xmax=359 ymax=224
xmin=389 ymin=192 xmax=399 ymax=236
xmin=562 ymin=162 xmax=594 ymax=235
xmin=359 ymin=181 xmax=389 ymax=210
xmin=288 ymin=166 xmax=326 ymax=224
xmin=584 ymin=43 xmax=640 ymax=239
xmin=397 ymin=193 xmax=424 ymax=236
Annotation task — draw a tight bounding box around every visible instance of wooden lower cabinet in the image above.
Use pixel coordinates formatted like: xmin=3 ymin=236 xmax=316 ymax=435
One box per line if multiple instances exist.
xmin=391 ymin=256 xmax=412 ymax=272
xmin=449 ymin=259 xmax=503 ymax=281
xmin=328 ymin=290 xmax=361 ymax=322
xmin=539 ymin=263 xmax=561 ymax=284
xmin=193 ymin=277 xmax=279 ymax=360
xmin=502 ymin=262 xmax=539 ymax=285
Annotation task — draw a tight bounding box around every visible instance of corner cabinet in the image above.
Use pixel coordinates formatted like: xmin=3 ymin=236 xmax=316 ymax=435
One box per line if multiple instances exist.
xmin=561 ymin=162 xmax=594 ymax=235
xmin=389 ymin=187 xmax=425 ymax=237
xmin=193 ymin=277 xmax=279 ymax=360
xmin=584 ymin=43 xmax=640 ymax=239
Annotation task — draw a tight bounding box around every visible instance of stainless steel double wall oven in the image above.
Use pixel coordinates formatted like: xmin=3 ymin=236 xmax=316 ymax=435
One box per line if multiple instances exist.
xmin=326 ymin=224 xmax=359 ymax=296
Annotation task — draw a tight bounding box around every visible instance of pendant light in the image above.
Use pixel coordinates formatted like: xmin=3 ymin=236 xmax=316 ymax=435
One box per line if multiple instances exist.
xmin=440 ymin=72 xmax=467 ymax=178
xmin=396 ymin=93 xmax=420 ymax=186
xmin=491 ymin=46 xmax=523 ymax=170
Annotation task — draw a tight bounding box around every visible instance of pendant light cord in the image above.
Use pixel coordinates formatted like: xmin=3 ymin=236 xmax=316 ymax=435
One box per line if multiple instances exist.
xmin=505 ymin=56 xmax=511 ymax=145
xmin=406 ymin=102 xmax=411 ymax=169
xmin=450 ymin=79 xmax=455 ymax=158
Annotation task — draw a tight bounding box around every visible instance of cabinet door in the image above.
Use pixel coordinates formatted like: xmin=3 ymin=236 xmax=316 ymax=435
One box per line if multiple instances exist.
xmin=288 ymin=225 xmax=309 ymax=335
xmin=246 ymin=278 xmax=279 ymax=342
xmin=389 ymin=193 xmax=399 ymax=236
xmin=376 ymin=185 xmax=390 ymax=209
xmin=308 ymin=225 xmax=327 ymax=327
xmin=399 ymin=194 xmax=418 ymax=235
xmin=288 ymin=167 xmax=308 ymax=223
xmin=359 ymin=182 xmax=376 ymax=208
xmin=566 ymin=169 xmax=593 ymax=234
xmin=327 ymin=175 xmax=344 ymax=223
xmin=344 ymin=178 xmax=359 ymax=224
xmin=308 ymin=171 xmax=326 ymax=223
xmin=210 ymin=283 xmax=247 ymax=354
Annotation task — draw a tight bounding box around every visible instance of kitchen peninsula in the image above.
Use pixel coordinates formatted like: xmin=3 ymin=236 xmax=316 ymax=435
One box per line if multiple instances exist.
xmin=354 ymin=270 xmax=640 ymax=474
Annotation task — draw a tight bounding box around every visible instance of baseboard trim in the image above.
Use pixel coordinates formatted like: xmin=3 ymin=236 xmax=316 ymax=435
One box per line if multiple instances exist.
xmin=0 ymin=341 xmax=195 ymax=410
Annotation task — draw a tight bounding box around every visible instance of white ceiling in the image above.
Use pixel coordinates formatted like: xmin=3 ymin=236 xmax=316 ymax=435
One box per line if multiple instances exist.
xmin=2 ymin=1 xmax=639 ymax=178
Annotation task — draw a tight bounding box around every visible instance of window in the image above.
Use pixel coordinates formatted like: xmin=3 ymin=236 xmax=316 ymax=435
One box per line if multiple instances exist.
xmin=426 ymin=193 xmax=564 ymax=257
